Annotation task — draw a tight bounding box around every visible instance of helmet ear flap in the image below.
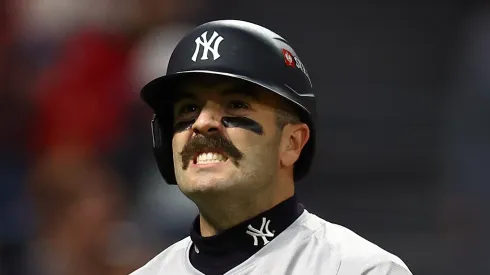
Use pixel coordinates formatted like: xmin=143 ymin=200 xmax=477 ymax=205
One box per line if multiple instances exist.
xmin=151 ymin=115 xmax=163 ymax=149
xmin=150 ymin=114 xmax=179 ymax=185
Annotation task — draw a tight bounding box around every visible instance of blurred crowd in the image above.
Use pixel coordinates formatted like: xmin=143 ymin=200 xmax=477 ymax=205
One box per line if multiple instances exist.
xmin=439 ymin=6 xmax=490 ymax=274
xmin=0 ymin=1 xmax=489 ymax=275
xmin=0 ymin=0 xmax=199 ymax=274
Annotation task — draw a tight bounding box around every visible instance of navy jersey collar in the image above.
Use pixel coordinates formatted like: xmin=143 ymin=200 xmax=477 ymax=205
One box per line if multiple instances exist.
xmin=189 ymin=195 xmax=304 ymax=274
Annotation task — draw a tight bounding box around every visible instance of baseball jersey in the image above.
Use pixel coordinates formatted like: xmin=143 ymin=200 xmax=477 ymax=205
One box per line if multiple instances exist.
xmin=131 ymin=207 xmax=412 ymax=275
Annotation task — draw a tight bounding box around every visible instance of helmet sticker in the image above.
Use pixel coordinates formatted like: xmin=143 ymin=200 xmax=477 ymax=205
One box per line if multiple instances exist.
xmin=192 ymin=31 xmax=224 ymax=62
xmin=282 ymin=49 xmax=296 ymax=67
xmin=282 ymin=49 xmax=312 ymax=87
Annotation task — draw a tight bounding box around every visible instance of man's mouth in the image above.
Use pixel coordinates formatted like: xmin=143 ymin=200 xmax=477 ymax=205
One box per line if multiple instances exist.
xmin=192 ymin=150 xmax=229 ymax=165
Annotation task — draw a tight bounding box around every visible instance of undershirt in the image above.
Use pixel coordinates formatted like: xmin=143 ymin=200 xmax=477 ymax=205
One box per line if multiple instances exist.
xmin=189 ymin=196 xmax=304 ymax=275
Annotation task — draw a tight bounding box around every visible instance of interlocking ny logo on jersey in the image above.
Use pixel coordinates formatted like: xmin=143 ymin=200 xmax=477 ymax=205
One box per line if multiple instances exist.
xmin=246 ymin=217 xmax=275 ymax=246
xmin=191 ymin=31 xmax=224 ymax=62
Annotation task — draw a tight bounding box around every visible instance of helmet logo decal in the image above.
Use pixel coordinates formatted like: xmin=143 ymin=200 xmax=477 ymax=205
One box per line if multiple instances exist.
xmin=191 ymin=31 xmax=224 ymax=62
xmin=281 ymin=48 xmax=312 ymax=87
xmin=282 ymin=49 xmax=296 ymax=67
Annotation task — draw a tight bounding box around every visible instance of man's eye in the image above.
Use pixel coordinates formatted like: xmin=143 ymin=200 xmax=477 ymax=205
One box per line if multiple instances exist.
xmin=178 ymin=104 xmax=199 ymax=114
xmin=228 ymin=100 xmax=250 ymax=109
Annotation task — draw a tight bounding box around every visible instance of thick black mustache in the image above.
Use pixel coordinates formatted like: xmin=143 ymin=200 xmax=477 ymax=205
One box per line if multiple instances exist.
xmin=180 ymin=134 xmax=244 ymax=170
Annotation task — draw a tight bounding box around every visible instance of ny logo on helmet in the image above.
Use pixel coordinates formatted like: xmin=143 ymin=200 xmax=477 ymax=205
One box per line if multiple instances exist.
xmin=191 ymin=31 xmax=224 ymax=62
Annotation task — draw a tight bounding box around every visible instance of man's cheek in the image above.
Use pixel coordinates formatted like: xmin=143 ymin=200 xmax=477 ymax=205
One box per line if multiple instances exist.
xmin=227 ymin=127 xmax=261 ymax=143
xmin=172 ymin=141 xmax=184 ymax=169
xmin=172 ymin=152 xmax=181 ymax=168
xmin=241 ymin=137 xmax=267 ymax=157
xmin=172 ymin=133 xmax=187 ymax=154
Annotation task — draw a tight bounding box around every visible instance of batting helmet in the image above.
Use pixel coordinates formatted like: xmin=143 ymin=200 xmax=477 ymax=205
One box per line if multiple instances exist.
xmin=141 ymin=19 xmax=316 ymax=185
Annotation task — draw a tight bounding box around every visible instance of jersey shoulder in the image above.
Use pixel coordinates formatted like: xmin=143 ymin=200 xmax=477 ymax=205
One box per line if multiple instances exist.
xmin=305 ymin=212 xmax=412 ymax=274
xmin=129 ymin=237 xmax=191 ymax=275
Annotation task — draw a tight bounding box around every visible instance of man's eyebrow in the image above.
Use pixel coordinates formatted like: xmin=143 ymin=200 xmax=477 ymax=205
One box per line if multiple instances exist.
xmin=221 ymin=85 xmax=260 ymax=101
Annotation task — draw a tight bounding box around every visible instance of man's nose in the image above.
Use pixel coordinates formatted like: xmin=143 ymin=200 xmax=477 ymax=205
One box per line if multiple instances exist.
xmin=192 ymin=102 xmax=223 ymax=135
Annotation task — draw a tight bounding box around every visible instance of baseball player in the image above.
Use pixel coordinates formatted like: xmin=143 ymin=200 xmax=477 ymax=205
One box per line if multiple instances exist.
xmin=131 ymin=20 xmax=413 ymax=275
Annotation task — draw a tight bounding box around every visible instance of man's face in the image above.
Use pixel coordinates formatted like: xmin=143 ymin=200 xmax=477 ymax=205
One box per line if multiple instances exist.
xmin=171 ymin=78 xmax=283 ymax=197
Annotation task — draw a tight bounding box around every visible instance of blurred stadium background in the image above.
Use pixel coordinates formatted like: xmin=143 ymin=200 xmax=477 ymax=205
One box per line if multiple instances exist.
xmin=1 ymin=0 xmax=489 ymax=274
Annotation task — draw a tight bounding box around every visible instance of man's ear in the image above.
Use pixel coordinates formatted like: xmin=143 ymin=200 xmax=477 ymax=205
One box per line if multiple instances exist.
xmin=279 ymin=123 xmax=310 ymax=168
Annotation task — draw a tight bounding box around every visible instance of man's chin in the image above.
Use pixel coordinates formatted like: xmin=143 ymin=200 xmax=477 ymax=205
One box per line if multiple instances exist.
xmin=183 ymin=176 xmax=235 ymax=195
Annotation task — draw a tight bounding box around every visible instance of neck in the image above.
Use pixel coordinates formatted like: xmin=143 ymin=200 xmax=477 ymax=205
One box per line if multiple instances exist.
xmin=196 ymin=177 xmax=294 ymax=237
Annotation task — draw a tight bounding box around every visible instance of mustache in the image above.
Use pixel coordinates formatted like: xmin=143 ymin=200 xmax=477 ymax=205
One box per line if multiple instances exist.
xmin=180 ymin=134 xmax=244 ymax=170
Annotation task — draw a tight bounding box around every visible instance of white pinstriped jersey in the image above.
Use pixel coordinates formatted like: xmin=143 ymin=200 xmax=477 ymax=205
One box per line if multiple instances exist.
xmin=131 ymin=210 xmax=413 ymax=275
